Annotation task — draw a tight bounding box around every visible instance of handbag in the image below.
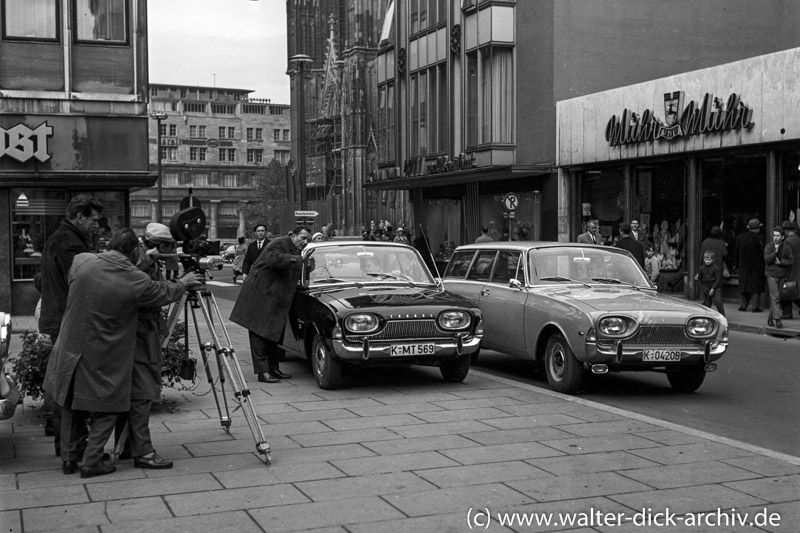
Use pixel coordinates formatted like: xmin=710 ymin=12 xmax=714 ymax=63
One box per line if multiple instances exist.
xmin=779 ymin=279 xmax=799 ymax=301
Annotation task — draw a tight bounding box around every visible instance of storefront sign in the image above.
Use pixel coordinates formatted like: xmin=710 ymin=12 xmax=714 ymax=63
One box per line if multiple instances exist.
xmin=1 ymin=122 xmax=53 ymax=163
xmin=605 ymin=92 xmax=754 ymax=147
xmin=402 ymin=152 xmax=476 ymax=177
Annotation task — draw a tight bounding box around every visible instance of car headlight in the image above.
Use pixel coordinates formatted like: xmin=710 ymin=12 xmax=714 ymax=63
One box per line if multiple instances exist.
xmin=438 ymin=310 xmax=471 ymax=330
xmin=344 ymin=313 xmax=380 ymax=334
xmin=687 ymin=317 xmax=715 ymax=337
xmin=597 ymin=316 xmax=629 ymax=336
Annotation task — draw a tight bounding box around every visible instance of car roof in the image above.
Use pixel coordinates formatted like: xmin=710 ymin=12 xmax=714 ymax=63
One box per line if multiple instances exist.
xmin=304 ymin=240 xmax=415 ymax=251
xmin=454 ymin=241 xmax=623 ymax=252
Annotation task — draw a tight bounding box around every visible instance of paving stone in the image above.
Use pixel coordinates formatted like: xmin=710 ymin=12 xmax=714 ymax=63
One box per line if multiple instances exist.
xmin=296 ymin=471 xmax=438 ymax=501
xmin=507 ymin=472 xmax=652 ymax=502
xmin=17 ymin=464 xmax=147 ymax=490
xmin=481 ymin=413 xmax=586 ymax=430
xmin=291 ymin=398 xmax=384 ymax=411
xmin=609 ymin=484 xmax=768 ymax=515
xmin=106 ymin=496 xmax=173 ymax=524
xmin=622 ymin=460 xmax=762 ymax=489
xmin=541 ymin=433 xmax=663 ymax=455
xmin=527 ymin=450 xmax=661 ymax=477
xmin=417 ymin=460 xmax=553 ymax=488
xmin=503 ymin=495 xmax=651 ymax=532
xmin=260 ymin=408 xmax=359 ymax=424
xmin=345 ymin=402 xmax=445 ymax=417
xmin=0 ymin=510 xmax=20 ymax=533
xmin=347 ymin=511 xmax=517 ymax=532
xmin=371 ymin=392 xmax=465 ymax=404
xmin=724 ymin=474 xmax=800 ymax=504
xmin=384 ymin=483 xmax=534 ymax=517
xmin=102 ymin=510 xmax=263 ymax=533
xmin=21 ymin=502 xmax=108 ymax=531
xmin=389 ymin=420 xmax=497 ymax=438
xmin=139 ymin=427 xmax=236 ymax=448
xmin=450 ymin=386 xmax=560 ymax=403
xmin=414 ymin=407 xmax=515 ymax=423
xmin=498 ymin=401 xmax=605 ymax=417
xmin=463 ymin=426 xmax=575 ymax=446
xmin=290 ymin=427 xmax=401 ymax=447
xmin=332 ymin=451 xmax=460 ymax=476
xmin=362 ymin=434 xmax=480 ymax=456
xmin=722 ymin=456 xmax=800 ymax=477
xmin=739 ymin=501 xmax=799 ymax=533
xmin=634 ymin=429 xmax=707 ymax=446
xmin=166 ymin=483 xmax=309 ymax=516
xmin=85 ymin=472 xmax=223 ymax=500
xmin=0 ymin=484 xmax=87 ymax=511
xmin=431 ymin=396 xmax=527 ymax=410
xmin=321 ymin=413 xmax=425 ymax=431
xmin=628 ymin=442 xmax=756 ymax=465
xmin=441 ymin=441 xmax=565 ymax=465
xmin=553 ymin=419 xmax=661 ymax=437
xmin=249 ymin=496 xmax=405 ymax=531
xmin=215 ymin=461 xmax=345 ymax=488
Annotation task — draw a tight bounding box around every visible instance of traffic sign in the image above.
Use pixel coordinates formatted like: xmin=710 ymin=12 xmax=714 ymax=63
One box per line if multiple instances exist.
xmin=294 ymin=210 xmax=319 ymax=217
xmin=295 ymin=217 xmax=315 ymax=227
xmin=502 ymin=193 xmax=519 ymax=211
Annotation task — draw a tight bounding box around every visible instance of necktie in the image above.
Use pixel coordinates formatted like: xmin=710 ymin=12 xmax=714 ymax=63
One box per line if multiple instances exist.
xmin=258 ymin=241 xmax=262 ymax=250
xmin=591 ymin=234 xmax=596 ymax=244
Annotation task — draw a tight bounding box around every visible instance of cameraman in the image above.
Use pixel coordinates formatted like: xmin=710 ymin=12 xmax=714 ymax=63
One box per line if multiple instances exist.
xmin=44 ymin=229 xmax=198 ymax=478
xmin=115 ymin=223 xmax=181 ymax=469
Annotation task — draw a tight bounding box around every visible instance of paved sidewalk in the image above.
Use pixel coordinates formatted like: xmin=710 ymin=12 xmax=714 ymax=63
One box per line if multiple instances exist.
xmin=2 ymin=300 xmax=799 ymax=532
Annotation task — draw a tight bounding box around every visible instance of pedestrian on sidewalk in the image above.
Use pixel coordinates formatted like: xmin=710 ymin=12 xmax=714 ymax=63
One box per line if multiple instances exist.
xmin=230 ymin=227 xmax=310 ymax=383
xmin=43 ymin=229 xmax=198 ymax=478
xmin=616 ymin=223 xmax=645 ymax=267
xmin=231 ymin=236 xmax=247 ymax=283
xmin=764 ymin=226 xmax=793 ymax=329
xmin=242 ymin=224 xmax=269 ymax=281
xmin=696 ymin=251 xmax=725 ymax=316
xmin=780 ymin=220 xmax=800 ymax=319
xmin=734 ymin=218 xmax=765 ymax=312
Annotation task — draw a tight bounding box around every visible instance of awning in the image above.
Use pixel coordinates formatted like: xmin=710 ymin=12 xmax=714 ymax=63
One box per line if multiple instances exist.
xmin=363 ymin=164 xmax=554 ymax=190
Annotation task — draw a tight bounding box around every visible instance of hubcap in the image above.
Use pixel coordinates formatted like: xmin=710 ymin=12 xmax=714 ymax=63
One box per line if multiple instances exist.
xmin=315 ymin=345 xmax=327 ymax=375
xmin=550 ymin=345 xmax=565 ymax=380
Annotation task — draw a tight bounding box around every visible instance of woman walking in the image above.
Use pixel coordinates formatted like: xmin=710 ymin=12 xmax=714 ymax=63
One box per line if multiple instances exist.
xmin=231 ymin=236 xmax=247 ymax=283
xmin=764 ymin=226 xmax=793 ymax=328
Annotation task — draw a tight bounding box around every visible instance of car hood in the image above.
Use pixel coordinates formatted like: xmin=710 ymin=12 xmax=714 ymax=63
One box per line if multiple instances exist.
xmin=543 ymin=286 xmax=709 ymax=314
xmin=311 ymin=284 xmax=476 ymax=312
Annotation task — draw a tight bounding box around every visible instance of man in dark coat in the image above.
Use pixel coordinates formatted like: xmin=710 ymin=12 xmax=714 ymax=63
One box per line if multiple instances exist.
xmin=700 ymin=226 xmax=728 ymax=272
xmin=38 ymin=194 xmax=103 ymax=455
xmin=734 ymin=218 xmax=765 ymax=312
xmin=781 ymin=220 xmax=800 ymax=318
xmin=242 ymin=224 xmax=269 ymax=279
xmin=230 ymin=227 xmax=310 ymax=383
xmin=616 ymin=222 xmax=645 ymax=267
xmin=630 ymin=218 xmax=650 ymax=250
xmin=43 ymin=229 xmax=197 ymax=478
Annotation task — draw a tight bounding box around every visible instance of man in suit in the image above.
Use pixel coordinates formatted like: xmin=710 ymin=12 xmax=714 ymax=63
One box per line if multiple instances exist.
xmin=630 ymin=218 xmax=650 ymax=249
xmin=781 ymin=220 xmax=800 ymax=318
xmin=242 ymin=224 xmax=269 ymax=280
xmin=577 ymin=221 xmax=603 ymax=245
xmin=734 ymin=218 xmax=765 ymax=312
xmin=616 ymin=222 xmax=645 ymax=267
xmin=230 ymin=227 xmax=310 ymax=383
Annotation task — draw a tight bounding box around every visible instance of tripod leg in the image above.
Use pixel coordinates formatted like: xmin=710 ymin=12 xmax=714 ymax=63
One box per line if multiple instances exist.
xmin=110 ymin=422 xmax=129 ymax=464
xmin=188 ymin=302 xmax=231 ymax=431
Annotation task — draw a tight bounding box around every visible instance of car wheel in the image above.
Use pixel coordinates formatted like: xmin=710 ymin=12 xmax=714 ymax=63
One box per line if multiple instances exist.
xmin=440 ymin=353 xmax=471 ymax=382
xmin=667 ymin=366 xmax=706 ymax=393
xmin=544 ymin=332 xmax=583 ymax=394
xmin=311 ymin=335 xmax=342 ymax=390
xmin=470 ymin=348 xmax=480 ymax=365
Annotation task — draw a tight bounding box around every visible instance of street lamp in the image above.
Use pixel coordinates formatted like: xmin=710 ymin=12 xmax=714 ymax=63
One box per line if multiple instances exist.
xmin=150 ymin=111 xmax=168 ymax=223
xmin=290 ymin=54 xmax=313 ymax=211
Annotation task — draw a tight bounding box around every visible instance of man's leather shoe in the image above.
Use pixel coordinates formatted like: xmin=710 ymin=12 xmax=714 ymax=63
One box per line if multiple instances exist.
xmin=62 ymin=460 xmax=78 ymax=475
xmin=271 ymin=369 xmax=292 ymax=380
xmin=737 ymin=307 xmax=747 ymax=312
xmin=752 ymin=308 xmax=763 ymax=313
xmin=257 ymin=373 xmax=280 ymax=383
xmin=134 ymin=452 xmax=173 ymax=470
xmin=80 ymin=462 xmax=116 ymax=478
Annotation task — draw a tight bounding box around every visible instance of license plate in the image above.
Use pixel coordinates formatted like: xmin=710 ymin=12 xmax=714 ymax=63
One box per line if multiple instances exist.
xmin=643 ymin=349 xmax=682 ymax=362
xmin=390 ymin=344 xmax=436 ymax=356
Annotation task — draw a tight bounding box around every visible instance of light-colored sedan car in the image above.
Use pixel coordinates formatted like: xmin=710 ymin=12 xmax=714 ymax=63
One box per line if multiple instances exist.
xmin=442 ymin=242 xmax=728 ymax=394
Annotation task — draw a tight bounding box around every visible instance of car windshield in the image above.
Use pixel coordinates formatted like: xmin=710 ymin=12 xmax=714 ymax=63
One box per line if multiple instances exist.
xmin=530 ymin=247 xmax=651 ymax=287
xmin=304 ymin=244 xmax=435 ymax=286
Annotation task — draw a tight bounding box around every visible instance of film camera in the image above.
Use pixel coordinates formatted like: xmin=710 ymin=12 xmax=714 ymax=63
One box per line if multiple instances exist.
xmin=169 ymin=206 xmax=223 ymax=274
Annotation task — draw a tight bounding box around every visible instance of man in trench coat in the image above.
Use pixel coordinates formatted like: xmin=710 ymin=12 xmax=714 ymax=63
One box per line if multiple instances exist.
xmin=44 ymin=229 xmax=197 ymax=478
xmin=230 ymin=227 xmax=310 ymax=383
xmin=734 ymin=218 xmax=765 ymax=312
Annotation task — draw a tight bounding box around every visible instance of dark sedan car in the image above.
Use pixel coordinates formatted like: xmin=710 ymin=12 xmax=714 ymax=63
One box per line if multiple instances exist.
xmin=288 ymin=241 xmax=483 ymax=389
xmin=442 ymin=242 xmax=728 ymax=394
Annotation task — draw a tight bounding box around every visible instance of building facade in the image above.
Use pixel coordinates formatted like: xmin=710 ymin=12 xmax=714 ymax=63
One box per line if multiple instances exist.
xmin=0 ymin=0 xmax=151 ymax=314
xmin=360 ymin=0 xmax=800 ymax=263
xmin=557 ymin=48 xmax=800 ymax=297
xmin=130 ymin=84 xmax=291 ymax=241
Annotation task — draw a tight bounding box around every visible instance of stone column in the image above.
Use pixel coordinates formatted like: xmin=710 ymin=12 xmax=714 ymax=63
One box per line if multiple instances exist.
xmin=209 ymin=200 xmax=219 ymax=240
xmin=150 ymin=199 xmax=158 ymax=222
xmin=238 ymin=201 xmax=247 ymax=238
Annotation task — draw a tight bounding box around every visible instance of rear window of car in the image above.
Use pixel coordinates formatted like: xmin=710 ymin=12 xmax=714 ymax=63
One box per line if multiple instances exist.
xmin=467 ymin=250 xmax=497 ymax=282
xmin=443 ymin=250 xmax=474 ymax=278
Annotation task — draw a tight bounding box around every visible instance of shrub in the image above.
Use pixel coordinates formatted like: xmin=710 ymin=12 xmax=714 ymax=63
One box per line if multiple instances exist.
xmin=9 ymin=332 xmax=47 ymax=401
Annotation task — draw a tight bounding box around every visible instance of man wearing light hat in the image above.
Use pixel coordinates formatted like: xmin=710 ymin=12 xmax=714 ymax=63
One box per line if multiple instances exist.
xmin=734 ymin=218 xmax=765 ymax=312
xmin=781 ymin=219 xmax=800 ymax=318
xmin=116 ymin=223 xmax=183 ymax=469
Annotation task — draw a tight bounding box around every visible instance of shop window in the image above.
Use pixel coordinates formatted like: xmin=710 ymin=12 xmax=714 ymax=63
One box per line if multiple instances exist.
xmin=783 ymin=151 xmax=800 ymax=224
xmin=479 ymin=192 xmax=539 ymax=242
xmin=3 ymin=0 xmax=58 ymax=41
xmin=580 ymin=169 xmax=624 ymax=244
xmin=11 ymin=190 xmax=66 ymax=280
xmin=424 ymin=198 xmax=461 ymax=261
xmin=74 ymin=0 xmax=128 ymax=44
xmin=636 ymin=165 xmax=686 ymax=263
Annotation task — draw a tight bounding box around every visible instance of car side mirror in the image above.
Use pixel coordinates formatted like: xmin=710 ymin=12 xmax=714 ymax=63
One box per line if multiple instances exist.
xmin=509 ymin=278 xmax=524 ymax=290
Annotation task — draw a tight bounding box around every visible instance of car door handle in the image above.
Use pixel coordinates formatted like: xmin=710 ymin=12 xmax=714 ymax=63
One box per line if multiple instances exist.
xmin=480 ymin=289 xmax=490 ymax=296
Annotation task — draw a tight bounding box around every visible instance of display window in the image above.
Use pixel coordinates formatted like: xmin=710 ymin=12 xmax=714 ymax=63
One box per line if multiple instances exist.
xmin=782 ymin=151 xmax=800 ymax=225
xmin=478 ymin=192 xmax=539 ymax=243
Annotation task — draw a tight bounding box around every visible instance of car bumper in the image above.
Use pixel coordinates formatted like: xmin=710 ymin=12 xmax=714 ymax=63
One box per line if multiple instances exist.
xmin=584 ymin=340 xmax=727 ymax=367
xmin=332 ymin=335 xmax=481 ymax=362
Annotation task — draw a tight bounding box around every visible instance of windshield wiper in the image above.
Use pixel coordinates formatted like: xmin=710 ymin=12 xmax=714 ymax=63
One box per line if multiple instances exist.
xmin=366 ymin=272 xmax=417 ymax=286
xmin=313 ymin=277 xmax=348 ymax=284
xmin=590 ymin=277 xmax=641 ymax=290
xmin=540 ymin=276 xmax=590 ymax=288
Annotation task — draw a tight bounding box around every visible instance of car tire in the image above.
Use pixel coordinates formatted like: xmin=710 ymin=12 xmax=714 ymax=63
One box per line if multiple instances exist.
xmin=544 ymin=332 xmax=583 ymax=394
xmin=311 ymin=335 xmax=342 ymax=390
xmin=667 ymin=366 xmax=706 ymax=393
xmin=470 ymin=348 xmax=480 ymax=365
xmin=440 ymin=353 xmax=471 ymax=382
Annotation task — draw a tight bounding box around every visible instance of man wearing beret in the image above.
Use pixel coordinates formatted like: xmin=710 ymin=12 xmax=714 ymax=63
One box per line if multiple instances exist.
xmin=781 ymin=220 xmax=800 ymax=319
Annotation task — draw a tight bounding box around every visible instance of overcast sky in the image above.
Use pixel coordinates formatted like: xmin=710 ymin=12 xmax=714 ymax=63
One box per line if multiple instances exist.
xmin=148 ymin=0 xmax=290 ymax=103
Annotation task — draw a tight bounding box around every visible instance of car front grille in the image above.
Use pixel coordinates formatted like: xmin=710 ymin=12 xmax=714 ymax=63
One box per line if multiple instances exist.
xmin=345 ymin=319 xmax=452 ymax=343
xmin=599 ymin=326 xmax=706 ymax=349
